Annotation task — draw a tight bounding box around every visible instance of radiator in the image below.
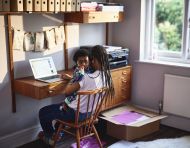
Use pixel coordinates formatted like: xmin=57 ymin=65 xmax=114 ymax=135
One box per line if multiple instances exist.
xmin=163 ymin=74 xmax=190 ymax=118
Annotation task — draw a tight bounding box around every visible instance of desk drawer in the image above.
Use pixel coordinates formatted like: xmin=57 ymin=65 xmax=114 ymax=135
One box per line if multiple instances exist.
xmin=84 ymin=12 xmax=121 ymax=23
xmin=103 ymin=66 xmax=131 ymax=110
xmin=14 ymin=79 xmax=67 ymax=99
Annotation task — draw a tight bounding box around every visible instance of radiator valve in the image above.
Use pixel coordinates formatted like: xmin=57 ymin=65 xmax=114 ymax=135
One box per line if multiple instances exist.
xmin=158 ymin=100 xmax=163 ymax=115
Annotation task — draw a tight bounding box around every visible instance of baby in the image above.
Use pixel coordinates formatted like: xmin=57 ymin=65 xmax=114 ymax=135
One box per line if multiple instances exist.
xmin=62 ymin=48 xmax=91 ymax=105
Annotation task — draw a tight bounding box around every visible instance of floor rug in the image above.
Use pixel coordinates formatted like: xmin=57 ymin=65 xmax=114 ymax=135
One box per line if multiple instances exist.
xmin=108 ymin=136 xmax=190 ymax=148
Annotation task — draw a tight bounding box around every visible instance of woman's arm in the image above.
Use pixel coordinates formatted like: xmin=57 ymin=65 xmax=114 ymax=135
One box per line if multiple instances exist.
xmin=63 ymin=82 xmax=80 ymax=95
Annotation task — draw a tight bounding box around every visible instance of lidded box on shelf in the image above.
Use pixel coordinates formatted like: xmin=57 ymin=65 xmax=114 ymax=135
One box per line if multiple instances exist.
xmin=66 ymin=0 xmax=76 ymax=12
xmin=54 ymin=0 xmax=60 ymax=12
xmin=48 ymin=0 xmax=54 ymax=11
xmin=76 ymin=0 xmax=81 ymax=11
xmin=11 ymin=0 xmax=23 ymax=12
xmin=0 ymin=0 xmax=3 ymax=11
xmin=33 ymin=0 xmax=41 ymax=11
xmin=23 ymin=0 xmax=33 ymax=12
xmin=60 ymin=0 xmax=66 ymax=12
xmin=2 ymin=0 xmax=10 ymax=11
xmin=41 ymin=0 xmax=47 ymax=12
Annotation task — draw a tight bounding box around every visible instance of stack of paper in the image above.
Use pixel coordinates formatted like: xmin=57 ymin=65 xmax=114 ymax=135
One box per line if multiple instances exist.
xmin=111 ymin=110 xmax=150 ymax=125
xmin=81 ymin=2 xmax=98 ymax=11
xmin=104 ymin=45 xmax=122 ymax=52
xmin=80 ymin=2 xmax=124 ymax=12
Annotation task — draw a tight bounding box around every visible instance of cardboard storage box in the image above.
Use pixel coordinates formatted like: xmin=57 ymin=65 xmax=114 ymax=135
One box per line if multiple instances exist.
xmin=54 ymin=0 xmax=60 ymax=12
xmin=41 ymin=0 xmax=47 ymax=11
xmin=60 ymin=0 xmax=66 ymax=12
xmin=24 ymin=0 xmax=33 ymax=12
xmin=11 ymin=0 xmax=23 ymax=11
xmin=48 ymin=0 xmax=54 ymax=12
xmin=33 ymin=0 xmax=41 ymax=11
xmin=101 ymin=104 xmax=166 ymax=140
xmin=66 ymin=0 xmax=76 ymax=12
xmin=2 ymin=0 xmax=10 ymax=11
xmin=0 ymin=0 xmax=3 ymax=11
xmin=76 ymin=0 xmax=80 ymax=11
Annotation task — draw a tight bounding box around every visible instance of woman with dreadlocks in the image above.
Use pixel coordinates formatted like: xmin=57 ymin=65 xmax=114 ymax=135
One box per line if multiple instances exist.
xmin=38 ymin=45 xmax=114 ymax=145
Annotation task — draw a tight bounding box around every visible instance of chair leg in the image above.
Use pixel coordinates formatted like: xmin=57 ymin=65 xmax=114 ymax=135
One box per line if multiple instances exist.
xmin=52 ymin=124 xmax=63 ymax=148
xmin=76 ymin=129 xmax=80 ymax=148
xmin=92 ymin=125 xmax=103 ymax=148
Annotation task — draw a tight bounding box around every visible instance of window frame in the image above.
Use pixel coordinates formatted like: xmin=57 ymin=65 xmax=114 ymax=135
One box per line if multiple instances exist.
xmin=141 ymin=0 xmax=190 ymax=64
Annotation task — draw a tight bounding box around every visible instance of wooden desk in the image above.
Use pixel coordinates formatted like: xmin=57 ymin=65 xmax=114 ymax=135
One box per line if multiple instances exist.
xmin=14 ymin=66 xmax=132 ymax=110
xmin=14 ymin=70 xmax=73 ymax=99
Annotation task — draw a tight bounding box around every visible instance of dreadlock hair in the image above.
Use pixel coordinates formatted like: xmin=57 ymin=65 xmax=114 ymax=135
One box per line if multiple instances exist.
xmin=91 ymin=45 xmax=115 ymax=98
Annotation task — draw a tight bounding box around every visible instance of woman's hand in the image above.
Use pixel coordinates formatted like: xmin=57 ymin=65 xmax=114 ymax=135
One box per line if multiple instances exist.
xmin=60 ymin=73 xmax=72 ymax=80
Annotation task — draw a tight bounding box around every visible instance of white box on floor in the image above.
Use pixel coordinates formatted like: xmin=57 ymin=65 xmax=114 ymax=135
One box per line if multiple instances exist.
xmin=41 ymin=0 xmax=47 ymax=11
xmin=24 ymin=0 xmax=33 ymax=12
xmin=101 ymin=104 xmax=166 ymax=140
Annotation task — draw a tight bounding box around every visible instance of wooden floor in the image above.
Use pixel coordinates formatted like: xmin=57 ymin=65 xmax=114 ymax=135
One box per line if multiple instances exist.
xmin=133 ymin=124 xmax=190 ymax=142
xmin=17 ymin=124 xmax=190 ymax=148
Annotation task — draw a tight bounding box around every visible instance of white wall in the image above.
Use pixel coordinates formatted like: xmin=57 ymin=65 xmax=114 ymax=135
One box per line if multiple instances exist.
xmin=0 ymin=14 xmax=66 ymax=140
xmin=111 ymin=0 xmax=190 ymax=131
xmin=0 ymin=13 xmax=105 ymax=142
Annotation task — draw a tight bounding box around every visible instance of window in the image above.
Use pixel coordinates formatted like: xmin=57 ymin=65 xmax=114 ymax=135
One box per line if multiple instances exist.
xmin=141 ymin=0 xmax=190 ymax=64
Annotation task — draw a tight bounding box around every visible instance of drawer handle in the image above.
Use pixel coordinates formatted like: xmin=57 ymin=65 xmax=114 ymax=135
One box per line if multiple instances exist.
xmin=114 ymin=15 xmax=119 ymax=18
xmin=48 ymin=90 xmax=54 ymax=94
xmin=121 ymin=88 xmax=127 ymax=91
xmin=121 ymin=95 xmax=127 ymax=99
xmin=122 ymin=79 xmax=127 ymax=83
xmin=122 ymin=71 xmax=127 ymax=75
xmin=89 ymin=16 xmax=95 ymax=19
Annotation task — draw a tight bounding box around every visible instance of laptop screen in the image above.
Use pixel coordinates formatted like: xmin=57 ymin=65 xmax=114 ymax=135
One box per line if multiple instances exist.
xmin=29 ymin=57 xmax=58 ymax=79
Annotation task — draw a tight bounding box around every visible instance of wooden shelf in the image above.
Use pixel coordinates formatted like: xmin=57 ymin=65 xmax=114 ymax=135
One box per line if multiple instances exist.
xmin=0 ymin=11 xmax=79 ymax=15
xmin=64 ymin=11 xmax=124 ymax=23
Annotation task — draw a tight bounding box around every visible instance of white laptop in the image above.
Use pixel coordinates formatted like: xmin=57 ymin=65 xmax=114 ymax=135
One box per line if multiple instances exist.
xmin=29 ymin=57 xmax=62 ymax=83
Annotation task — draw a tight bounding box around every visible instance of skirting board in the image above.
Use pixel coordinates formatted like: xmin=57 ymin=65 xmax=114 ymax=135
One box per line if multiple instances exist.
xmin=0 ymin=125 xmax=41 ymax=148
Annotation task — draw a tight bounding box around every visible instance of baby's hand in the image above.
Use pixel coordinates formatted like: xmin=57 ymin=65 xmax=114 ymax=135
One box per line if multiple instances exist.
xmin=78 ymin=66 xmax=85 ymax=74
xmin=60 ymin=73 xmax=72 ymax=80
xmin=78 ymin=65 xmax=84 ymax=70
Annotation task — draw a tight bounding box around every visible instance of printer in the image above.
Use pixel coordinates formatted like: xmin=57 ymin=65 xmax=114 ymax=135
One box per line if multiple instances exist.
xmin=80 ymin=45 xmax=129 ymax=69
xmin=104 ymin=46 xmax=129 ymax=69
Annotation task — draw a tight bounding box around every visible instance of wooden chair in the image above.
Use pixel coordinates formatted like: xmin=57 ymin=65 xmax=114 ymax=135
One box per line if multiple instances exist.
xmin=52 ymin=88 xmax=109 ymax=148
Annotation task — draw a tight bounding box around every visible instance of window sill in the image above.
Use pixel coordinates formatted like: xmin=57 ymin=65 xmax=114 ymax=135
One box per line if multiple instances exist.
xmin=136 ymin=60 xmax=190 ymax=68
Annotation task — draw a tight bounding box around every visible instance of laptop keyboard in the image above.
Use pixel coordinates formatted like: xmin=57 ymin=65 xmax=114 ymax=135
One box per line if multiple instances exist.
xmin=40 ymin=75 xmax=60 ymax=80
